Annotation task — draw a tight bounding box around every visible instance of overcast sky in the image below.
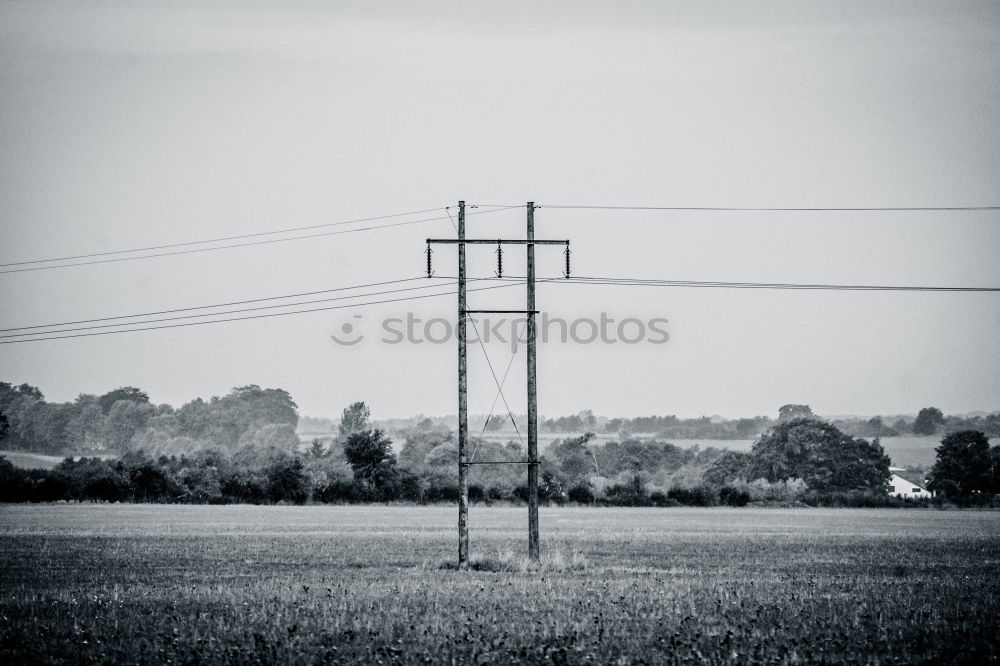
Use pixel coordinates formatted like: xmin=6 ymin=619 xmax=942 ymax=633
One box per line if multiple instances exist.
xmin=1 ymin=1 xmax=998 ymax=421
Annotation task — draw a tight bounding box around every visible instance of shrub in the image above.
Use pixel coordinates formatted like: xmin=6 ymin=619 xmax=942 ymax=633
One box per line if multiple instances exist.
xmin=727 ymin=478 xmax=808 ymax=503
xmin=649 ymin=490 xmax=682 ymax=507
xmin=486 ymin=482 xmax=513 ymax=502
xmin=603 ymin=480 xmax=648 ymax=506
xmin=666 ymin=485 xmax=719 ymax=507
xmin=567 ymin=484 xmax=595 ymax=504
xmin=719 ymin=486 xmax=751 ymax=506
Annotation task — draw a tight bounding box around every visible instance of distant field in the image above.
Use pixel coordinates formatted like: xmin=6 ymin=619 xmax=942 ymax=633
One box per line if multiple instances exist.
xmin=480 ymin=433 xmax=942 ymax=468
xmin=0 ymin=450 xmax=117 ymax=470
xmin=0 ymin=504 xmax=997 ymax=664
xmin=0 ymin=450 xmax=67 ymax=469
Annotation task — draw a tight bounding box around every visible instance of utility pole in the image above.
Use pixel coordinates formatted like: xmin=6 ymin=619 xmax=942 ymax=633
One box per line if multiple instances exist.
xmin=426 ymin=201 xmax=570 ymax=566
xmin=457 ymin=201 xmax=469 ymax=566
xmin=526 ymin=202 xmax=539 ymax=560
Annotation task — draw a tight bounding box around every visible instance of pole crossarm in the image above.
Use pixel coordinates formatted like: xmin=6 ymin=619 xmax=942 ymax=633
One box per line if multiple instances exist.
xmin=462 ymin=309 xmax=538 ymax=314
xmin=427 ymin=238 xmax=568 ymax=245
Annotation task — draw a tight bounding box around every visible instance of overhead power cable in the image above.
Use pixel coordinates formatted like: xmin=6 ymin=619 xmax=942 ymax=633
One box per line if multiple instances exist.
xmin=532 ymin=204 xmax=1000 ymax=212
xmin=0 ymin=207 xmax=443 ymax=268
xmin=0 ymin=280 xmax=463 ymax=338
xmin=0 ymin=281 xmax=522 ymax=345
xmin=0 ymin=206 xmax=518 ymax=274
xmin=0 ymin=277 xmax=427 ymax=332
xmin=430 ymin=275 xmax=1000 ymax=292
xmin=0 ymin=276 xmax=518 ymax=335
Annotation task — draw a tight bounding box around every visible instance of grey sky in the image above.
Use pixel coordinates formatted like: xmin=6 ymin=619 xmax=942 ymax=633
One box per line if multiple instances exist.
xmin=1 ymin=1 xmax=998 ymax=420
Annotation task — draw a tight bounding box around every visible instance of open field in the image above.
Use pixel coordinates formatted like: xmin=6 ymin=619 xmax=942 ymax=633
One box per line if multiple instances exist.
xmin=1 ymin=505 xmax=998 ymax=664
xmin=0 ymin=450 xmax=120 ymax=470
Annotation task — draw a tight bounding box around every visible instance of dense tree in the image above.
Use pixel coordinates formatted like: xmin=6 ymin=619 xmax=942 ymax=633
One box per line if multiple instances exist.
xmin=0 ymin=382 xmax=45 ymax=449
xmin=928 ymin=430 xmax=992 ymax=499
xmin=266 ymin=457 xmax=309 ymax=504
xmin=778 ymin=404 xmax=815 ymax=422
xmin=703 ymin=451 xmax=752 ymax=486
xmin=748 ymin=418 xmax=890 ymax=493
xmin=102 ymin=400 xmax=156 ymax=452
xmin=97 ymin=387 xmax=150 ymax=413
xmin=237 ymin=423 xmax=300 ymax=451
xmin=309 ymin=439 xmax=327 ymax=458
xmin=398 ymin=427 xmax=451 ymax=471
xmin=549 ymin=432 xmax=598 ymax=481
xmin=343 ymin=429 xmax=396 ymax=487
xmin=912 ymin=407 xmax=945 ymax=436
xmin=338 ymin=402 xmax=371 ymax=438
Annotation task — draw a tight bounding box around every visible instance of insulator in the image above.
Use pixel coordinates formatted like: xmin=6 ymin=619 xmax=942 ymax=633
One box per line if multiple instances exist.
xmin=496 ymin=241 xmax=503 ymax=277
xmin=426 ymin=243 xmax=433 ymax=278
xmin=564 ymin=244 xmax=571 ymax=279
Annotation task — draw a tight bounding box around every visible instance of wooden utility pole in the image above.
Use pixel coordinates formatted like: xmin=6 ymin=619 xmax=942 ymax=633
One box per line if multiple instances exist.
xmin=526 ymin=202 xmax=539 ymax=560
xmin=457 ymin=201 xmax=469 ymax=566
xmin=427 ymin=201 xmax=570 ymax=566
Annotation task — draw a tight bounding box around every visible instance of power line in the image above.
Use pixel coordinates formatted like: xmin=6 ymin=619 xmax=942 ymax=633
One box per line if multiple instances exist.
xmin=560 ymin=276 xmax=1000 ymax=292
xmin=0 ymin=206 xmax=518 ymax=275
xmin=0 ymin=207 xmax=444 ymax=268
xmin=533 ymin=205 xmax=1000 ymax=212
xmin=431 ymin=276 xmax=1000 ymax=292
xmin=0 ymin=277 xmax=427 ymax=332
xmin=0 ymin=216 xmax=441 ymax=274
xmin=0 ymin=276 xmax=521 ymax=335
xmin=0 ymin=281 xmax=522 ymax=344
xmin=0 ymin=280 xmax=463 ymax=338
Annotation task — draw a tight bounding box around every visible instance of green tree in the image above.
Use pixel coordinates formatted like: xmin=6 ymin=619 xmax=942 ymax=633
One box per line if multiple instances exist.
xmin=748 ymin=418 xmax=889 ymax=493
xmin=912 ymin=407 xmax=945 ymax=436
xmin=778 ymin=404 xmax=814 ymax=422
xmin=237 ymin=423 xmax=300 ymax=451
xmin=309 ymin=438 xmax=327 ymax=458
xmin=928 ymin=430 xmax=991 ymax=498
xmin=102 ymin=400 xmax=155 ymax=452
xmin=97 ymin=387 xmax=149 ymax=413
xmin=703 ymin=450 xmax=751 ymax=486
xmin=549 ymin=432 xmax=598 ymax=480
xmin=343 ymin=429 xmax=396 ymax=487
xmin=66 ymin=395 xmax=105 ymax=450
xmin=338 ymin=402 xmax=371 ymax=438
xmin=0 ymin=382 xmax=45 ymax=450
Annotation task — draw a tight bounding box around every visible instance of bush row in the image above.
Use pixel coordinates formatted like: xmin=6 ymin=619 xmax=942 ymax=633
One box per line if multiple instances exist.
xmin=0 ymin=455 xmax=939 ymax=507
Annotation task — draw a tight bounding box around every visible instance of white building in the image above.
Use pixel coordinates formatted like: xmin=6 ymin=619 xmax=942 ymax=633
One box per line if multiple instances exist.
xmin=888 ymin=473 xmax=929 ymax=498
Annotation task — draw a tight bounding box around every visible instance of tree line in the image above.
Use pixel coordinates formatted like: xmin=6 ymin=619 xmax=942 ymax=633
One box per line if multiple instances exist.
xmin=1 ymin=381 xmax=996 ymax=507
xmin=527 ymin=405 xmax=998 ymax=439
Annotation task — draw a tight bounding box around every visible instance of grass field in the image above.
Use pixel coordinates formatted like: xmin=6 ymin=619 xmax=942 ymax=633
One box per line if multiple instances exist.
xmin=1 ymin=505 xmax=998 ymax=664
xmin=0 ymin=450 xmax=118 ymax=470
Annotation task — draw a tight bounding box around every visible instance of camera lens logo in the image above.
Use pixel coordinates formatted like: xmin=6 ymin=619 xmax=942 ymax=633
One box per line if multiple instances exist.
xmin=330 ymin=314 xmax=364 ymax=346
